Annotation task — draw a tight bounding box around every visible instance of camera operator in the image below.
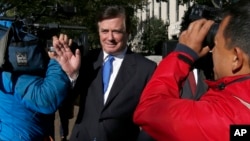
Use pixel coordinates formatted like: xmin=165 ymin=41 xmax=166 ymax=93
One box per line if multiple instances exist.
xmin=134 ymin=0 xmax=250 ymax=141
xmin=0 ymin=34 xmax=80 ymax=141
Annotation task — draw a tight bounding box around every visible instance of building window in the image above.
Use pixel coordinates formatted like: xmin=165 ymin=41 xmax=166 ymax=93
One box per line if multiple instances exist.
xmin=176 ymin=0 xmax=179 ymax=21
xmin=152 ymin=0 xmax=154 ymax=17
xmin=159 ymin=1 xmax=161 ymax=19
xmin=146 ymin=4 xmax=150 ymax=20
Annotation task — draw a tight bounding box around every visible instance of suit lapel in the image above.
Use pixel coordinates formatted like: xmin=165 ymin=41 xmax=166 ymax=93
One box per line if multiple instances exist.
xmin=91 ymin=51 xmax=105 ymax=110
xmin=103 ymin=51 xmax=136 ymax=108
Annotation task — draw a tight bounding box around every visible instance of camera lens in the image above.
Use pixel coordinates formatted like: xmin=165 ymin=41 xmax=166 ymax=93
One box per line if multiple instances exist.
xmin=204 ymin=23 xmax=219 ymax=49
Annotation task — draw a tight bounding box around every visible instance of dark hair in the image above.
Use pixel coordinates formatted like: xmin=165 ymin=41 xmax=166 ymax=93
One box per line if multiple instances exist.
xmin=96 ymin=5 xmax=131 ymax=33
xmin=222 ymin=0 xmax=250 ymax=55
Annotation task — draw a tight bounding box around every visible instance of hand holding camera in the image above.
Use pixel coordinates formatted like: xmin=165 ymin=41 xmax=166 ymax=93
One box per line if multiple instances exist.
xmin=179 ymin=4 xmax=222 ymax=58
xmin=179 ymin=19 xmax=214 ymax=57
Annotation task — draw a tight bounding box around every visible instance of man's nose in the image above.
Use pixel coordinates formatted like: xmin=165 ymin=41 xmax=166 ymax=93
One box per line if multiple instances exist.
xmin=107 ymin=31 xmax=114 ymax=40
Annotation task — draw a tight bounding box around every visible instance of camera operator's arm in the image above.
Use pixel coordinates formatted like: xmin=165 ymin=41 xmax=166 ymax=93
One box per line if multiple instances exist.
xmin=11 ymin=34 xmax=81 ymax=114
xmin=179 ymin=18 xmax=214 ymax=57
xmin=12 ymin=60 xmax=70 ymax=114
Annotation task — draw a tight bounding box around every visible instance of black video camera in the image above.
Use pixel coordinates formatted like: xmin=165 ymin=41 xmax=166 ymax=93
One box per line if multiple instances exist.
xmin=188 ymin=4 xmax=222 ymax=49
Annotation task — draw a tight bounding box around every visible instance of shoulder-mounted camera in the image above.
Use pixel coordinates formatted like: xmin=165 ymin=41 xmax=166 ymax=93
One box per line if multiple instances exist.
xmin=187 ymin=4 xmax=222 ymax=49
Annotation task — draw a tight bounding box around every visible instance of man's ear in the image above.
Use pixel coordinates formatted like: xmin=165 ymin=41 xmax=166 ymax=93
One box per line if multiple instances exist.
xmin=232 ymin=47 xmax=243 ymax=73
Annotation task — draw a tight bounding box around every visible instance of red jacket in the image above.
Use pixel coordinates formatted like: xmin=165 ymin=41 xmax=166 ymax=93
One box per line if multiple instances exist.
xmin=133 ymin=44 xmax=250 ymax=141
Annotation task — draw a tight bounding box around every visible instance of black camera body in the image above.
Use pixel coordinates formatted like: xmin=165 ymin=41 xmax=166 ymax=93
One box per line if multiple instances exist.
xmin=189 ymin=4 xmax=222 ymax=49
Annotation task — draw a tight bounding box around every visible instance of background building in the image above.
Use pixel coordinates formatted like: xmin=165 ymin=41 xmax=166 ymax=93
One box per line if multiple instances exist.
xmin=136 ymin=0 xmax=193 ymax=40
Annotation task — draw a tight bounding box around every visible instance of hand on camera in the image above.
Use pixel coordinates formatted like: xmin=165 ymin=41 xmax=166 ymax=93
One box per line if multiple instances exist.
xmin=179 ymin=18 xmax=214 ymax=58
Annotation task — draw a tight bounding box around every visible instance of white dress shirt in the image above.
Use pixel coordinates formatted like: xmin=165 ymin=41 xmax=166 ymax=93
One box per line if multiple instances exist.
xmin=103 ymin=48 xmax=127 ymax=104
xmin=193 ymin=68 xmax=198 ymax=84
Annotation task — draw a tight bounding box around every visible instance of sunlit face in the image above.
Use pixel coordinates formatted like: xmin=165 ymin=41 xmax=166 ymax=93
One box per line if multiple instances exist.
xmin=98 ymin=16 xmax=128 ymax=55
xmin=212 ymin=16 xmax=235 ymax=80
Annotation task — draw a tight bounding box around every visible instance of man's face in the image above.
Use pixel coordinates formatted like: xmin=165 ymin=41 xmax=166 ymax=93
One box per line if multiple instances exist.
xmin=212 ymin=16 xmax=234 ymax=80
xmin=98 ymin=16 xmax=128 ymax=55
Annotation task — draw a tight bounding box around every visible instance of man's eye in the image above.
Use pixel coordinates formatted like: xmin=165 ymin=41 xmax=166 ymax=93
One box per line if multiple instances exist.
xmin=102 ymin=30 xmax=108 ymax=33
xmin=113 ymin=31 xmax=123 ymax=34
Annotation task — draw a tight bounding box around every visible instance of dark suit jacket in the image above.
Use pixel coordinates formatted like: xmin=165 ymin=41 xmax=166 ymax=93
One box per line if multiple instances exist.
xmin=70 ymin=48 xmax=157 ymax=141
xmin=180 ymin=69 xmax=208 ymax=100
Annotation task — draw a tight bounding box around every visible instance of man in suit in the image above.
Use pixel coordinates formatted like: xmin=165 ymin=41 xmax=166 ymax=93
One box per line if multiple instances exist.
xmin=69 ymin=5 xmax=157 ymax=141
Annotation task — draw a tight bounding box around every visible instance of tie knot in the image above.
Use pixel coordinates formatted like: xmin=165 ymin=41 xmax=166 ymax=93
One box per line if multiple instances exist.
xmin=106 ymin=55 xmax=114 ymax=62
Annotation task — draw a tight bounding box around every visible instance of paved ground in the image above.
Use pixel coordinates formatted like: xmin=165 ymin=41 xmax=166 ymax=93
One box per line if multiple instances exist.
xmin=54 ymin=106 xmax=79 ymax=141
xmin=145 ymin=55 xmax=162 ymax=65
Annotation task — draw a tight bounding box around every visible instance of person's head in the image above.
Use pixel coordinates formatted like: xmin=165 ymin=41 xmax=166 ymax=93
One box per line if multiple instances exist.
xmin=97 ymin=5 xmax=131 ymax=55
xmin=212 ymin=0 xmax=250 ymax=80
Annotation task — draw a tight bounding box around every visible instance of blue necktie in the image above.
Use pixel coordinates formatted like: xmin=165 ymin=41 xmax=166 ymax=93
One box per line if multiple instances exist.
xmin=102 ymin=55 xmax=114 ymax=93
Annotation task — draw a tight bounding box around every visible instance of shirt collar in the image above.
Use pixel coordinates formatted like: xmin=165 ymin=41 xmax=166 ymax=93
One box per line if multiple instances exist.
xmin=103 ymin=47 xmax=127 ymax=61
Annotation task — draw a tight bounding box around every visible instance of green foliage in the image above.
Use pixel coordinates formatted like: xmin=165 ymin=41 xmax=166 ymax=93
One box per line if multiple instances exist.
xmin=182 ymin=0 xmax=236 ymax=6
xmin=140 ymin=16 xmax=168 ymax=54
xmin=1 ymin=0 xmax=147 ymax=49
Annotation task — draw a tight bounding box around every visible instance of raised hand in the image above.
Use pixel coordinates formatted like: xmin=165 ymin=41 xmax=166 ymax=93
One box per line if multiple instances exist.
xmin=49 ymin=34 xmax=81 ymax=79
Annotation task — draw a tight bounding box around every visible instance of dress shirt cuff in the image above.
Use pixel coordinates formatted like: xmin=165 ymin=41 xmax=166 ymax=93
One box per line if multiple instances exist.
xmin=68 ymin=72 xmax=79 ymax=88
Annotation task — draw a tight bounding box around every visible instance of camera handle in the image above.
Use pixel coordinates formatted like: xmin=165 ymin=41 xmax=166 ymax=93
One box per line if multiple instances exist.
xmin=32 ymin=23 xmax=87 ymax=30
